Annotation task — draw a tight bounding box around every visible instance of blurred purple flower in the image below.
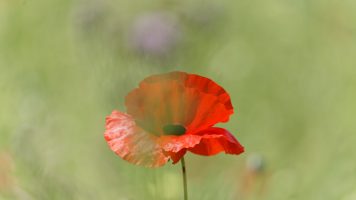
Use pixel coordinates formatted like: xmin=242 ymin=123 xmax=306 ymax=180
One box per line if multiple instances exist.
xmin=129 ymin=12 xmax=182 ymax=58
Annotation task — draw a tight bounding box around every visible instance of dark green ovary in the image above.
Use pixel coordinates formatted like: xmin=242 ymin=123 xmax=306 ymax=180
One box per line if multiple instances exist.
xmin=163 ymin=124 xmax=186 ymax=136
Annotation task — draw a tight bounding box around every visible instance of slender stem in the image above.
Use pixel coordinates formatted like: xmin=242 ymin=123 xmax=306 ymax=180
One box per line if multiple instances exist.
xmin=181 ymin=157 xmax=188 ymax=200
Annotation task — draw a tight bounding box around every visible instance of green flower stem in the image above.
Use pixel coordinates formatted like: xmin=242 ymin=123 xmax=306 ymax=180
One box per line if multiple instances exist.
xmin=181 ymin=157 xmax=188 ymax=200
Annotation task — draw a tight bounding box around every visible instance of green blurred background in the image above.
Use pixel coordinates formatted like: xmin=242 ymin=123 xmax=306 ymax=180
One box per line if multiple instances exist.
xmin=1 ymin=0 xmax=356 ymax=199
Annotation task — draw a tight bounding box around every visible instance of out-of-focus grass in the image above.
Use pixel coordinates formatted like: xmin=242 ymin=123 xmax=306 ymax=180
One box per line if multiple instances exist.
xmin=1 ymin=0 xmax=356 ymax=199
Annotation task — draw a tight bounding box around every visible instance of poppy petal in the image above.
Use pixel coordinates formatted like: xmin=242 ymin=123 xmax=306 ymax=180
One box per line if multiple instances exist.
xmin=104 ymin=111 xmax=169 ymax=167
xmin=163 ymin=149 xmax=187 ymax=164
xmin=125 ymin=79 xmax=187 ymax=135
xmin=125 ymin=71 xmax=233 ymax=135
xmin=188 ymin=127 xmax=244 ymax=156
xmin=159 ymin=134 xmax=202 ymax=152
xmin=185 ymin=72 xmax=233 ymax=111
xmin=159 ymin=134 xmax=201 ymax=163
xmin=184 ymin=91 xmax=232 ymax=133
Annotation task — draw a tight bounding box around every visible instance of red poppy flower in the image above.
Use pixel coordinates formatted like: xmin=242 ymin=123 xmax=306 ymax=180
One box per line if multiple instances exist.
xmin=104 ymin=71 xmax=244 ymax=167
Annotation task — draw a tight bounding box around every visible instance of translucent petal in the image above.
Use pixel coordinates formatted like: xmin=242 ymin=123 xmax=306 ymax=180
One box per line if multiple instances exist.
xmin=104 ymin=111 xmax=169 ymax=167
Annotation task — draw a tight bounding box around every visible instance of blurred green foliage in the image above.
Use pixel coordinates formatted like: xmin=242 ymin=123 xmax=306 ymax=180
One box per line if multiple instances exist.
xmin=1 ymin=0 xmax=356 ymax=199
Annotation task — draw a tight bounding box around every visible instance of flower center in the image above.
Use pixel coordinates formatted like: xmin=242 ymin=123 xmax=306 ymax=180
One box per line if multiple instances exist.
xmin=163 ymin=124 xmax=186 ymax=136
